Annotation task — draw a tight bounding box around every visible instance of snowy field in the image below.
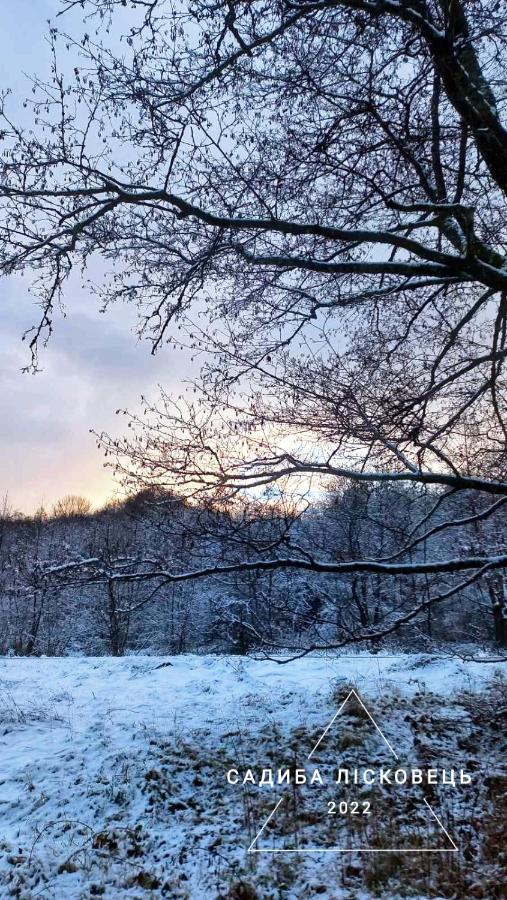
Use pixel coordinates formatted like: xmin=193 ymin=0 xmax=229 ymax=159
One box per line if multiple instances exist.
xmin=0 ymin=652 xmax=505 ymax=898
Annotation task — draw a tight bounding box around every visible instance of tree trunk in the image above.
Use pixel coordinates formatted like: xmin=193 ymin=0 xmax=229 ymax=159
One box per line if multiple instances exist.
xmin=492 ymin=578 xmax=507 ymax=648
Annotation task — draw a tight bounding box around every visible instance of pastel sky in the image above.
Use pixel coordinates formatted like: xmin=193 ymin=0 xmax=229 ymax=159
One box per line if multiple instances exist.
xmin=0 ymin=0 xmax=192 ymax=514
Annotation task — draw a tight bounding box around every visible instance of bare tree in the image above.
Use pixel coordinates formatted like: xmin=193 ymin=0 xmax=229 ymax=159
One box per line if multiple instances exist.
xmin=52 ymin=495 xmax=92 ymax=519
xmin=1 ymin=0 xmax=507 ymax=648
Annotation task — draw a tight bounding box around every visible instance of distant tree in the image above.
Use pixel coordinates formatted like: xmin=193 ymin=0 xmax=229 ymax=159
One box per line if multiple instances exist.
xmin=33 ymin=505 xmax=48 ymax=522
xmin=1 ymin=0 xmax=507 ymax=650
xmin=52 ymin=495 xmax=92 ymax=519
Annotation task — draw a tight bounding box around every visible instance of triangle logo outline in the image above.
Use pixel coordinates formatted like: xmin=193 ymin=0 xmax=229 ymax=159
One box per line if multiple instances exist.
xmin=248 ymin=689 xmax=458 ymax=854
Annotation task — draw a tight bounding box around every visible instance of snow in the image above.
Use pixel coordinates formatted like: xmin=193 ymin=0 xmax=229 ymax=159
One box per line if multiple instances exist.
xmin=0 ymin=652 xmax=504 ymax=897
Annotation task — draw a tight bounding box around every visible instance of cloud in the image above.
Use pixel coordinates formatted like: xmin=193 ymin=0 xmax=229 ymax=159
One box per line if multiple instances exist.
xmin=0 ymin=270 xmax=194 ymax=513
xmin=0 ymin=6 xmax=199 ymax=514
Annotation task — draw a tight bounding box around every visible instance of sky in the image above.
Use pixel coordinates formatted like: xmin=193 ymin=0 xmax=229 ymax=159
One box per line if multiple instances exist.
xmin=0 ymin=0 xmax=193 ymax=515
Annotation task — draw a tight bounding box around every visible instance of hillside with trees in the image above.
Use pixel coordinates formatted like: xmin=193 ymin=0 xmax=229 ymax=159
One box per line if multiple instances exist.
xmin=0 ymin=0 xmax=506 ymax=656
xmin=1 ymin=482 xmax=505 ymax=657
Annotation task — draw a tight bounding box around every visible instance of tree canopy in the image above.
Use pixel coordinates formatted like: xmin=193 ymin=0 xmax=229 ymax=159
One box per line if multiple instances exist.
xmin=1 ymin=0 xmax=507 ymax=647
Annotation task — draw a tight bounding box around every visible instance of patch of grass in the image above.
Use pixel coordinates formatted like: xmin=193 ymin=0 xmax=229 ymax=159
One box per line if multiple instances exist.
xmin=224 ymin=881 xmax=258 ymax=899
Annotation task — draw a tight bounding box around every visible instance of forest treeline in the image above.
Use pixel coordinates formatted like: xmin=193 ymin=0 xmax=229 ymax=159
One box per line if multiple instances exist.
xmin=0 ymin=482 xmax=505 ymax=657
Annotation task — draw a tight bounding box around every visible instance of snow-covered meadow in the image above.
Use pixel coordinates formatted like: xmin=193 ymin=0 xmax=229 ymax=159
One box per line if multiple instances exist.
xmin=0 ymin=652 xmax=505 ymax=898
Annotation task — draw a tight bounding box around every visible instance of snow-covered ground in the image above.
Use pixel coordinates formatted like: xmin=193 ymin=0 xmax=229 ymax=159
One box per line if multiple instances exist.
xmin=0 ymin=652 xmax=505 ymax=898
